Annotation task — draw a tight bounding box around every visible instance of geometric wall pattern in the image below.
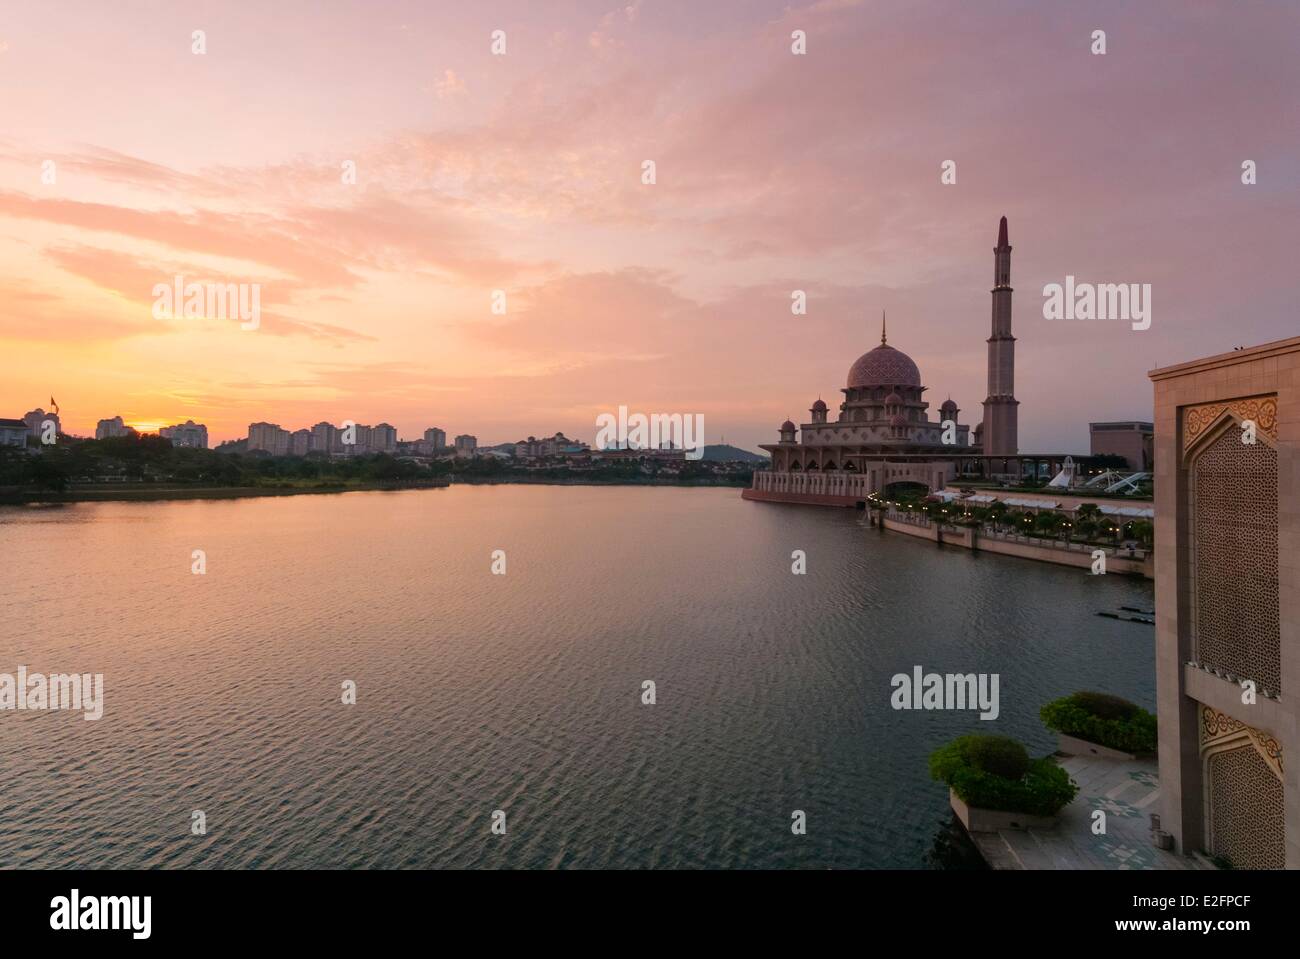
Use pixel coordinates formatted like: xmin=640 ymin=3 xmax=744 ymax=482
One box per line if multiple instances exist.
xmin=1205 ymin=739 xmax=1286 ymax=869
xmin=1189 ymin=421 xmax=1281 ymax=692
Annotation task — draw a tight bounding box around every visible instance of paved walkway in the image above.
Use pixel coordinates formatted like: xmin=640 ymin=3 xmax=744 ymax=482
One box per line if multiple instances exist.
xmin=970 ymin=754 xmax=1215 ymax=870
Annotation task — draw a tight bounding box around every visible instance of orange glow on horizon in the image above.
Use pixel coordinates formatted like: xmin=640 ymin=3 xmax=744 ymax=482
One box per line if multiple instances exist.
xmin=0 ymin=2 xmax=1294 ymax=453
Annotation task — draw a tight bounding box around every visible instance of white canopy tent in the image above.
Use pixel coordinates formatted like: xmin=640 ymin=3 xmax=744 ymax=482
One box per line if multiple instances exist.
xmin=1098 ymin=504 xmax=1155 ymax=519
xmin=1046 ymin=454 xmax=1077 ymax=489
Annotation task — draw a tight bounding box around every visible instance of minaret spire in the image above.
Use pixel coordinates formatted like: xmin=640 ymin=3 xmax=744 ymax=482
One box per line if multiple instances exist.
xmin=881 ymin=310 xmax=887 ymax=345
xmin=982 ymin=214 xmax=1019 ymax=456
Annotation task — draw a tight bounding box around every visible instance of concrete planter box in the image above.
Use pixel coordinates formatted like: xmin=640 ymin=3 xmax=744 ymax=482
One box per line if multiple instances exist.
xmin=1056 ymin=731 xmax=1148 ymax=762
xmin=950 ymin=790 xmax=1057 ymax=833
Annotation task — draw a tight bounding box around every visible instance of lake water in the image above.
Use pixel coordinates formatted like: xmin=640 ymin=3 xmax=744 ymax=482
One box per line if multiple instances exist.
xmin=0 ymin=485 xmax=1154 ymax=868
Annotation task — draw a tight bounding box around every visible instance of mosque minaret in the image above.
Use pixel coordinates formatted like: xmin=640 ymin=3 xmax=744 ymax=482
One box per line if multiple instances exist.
xmin=981 ymin=215 xmax=1019 ymax=456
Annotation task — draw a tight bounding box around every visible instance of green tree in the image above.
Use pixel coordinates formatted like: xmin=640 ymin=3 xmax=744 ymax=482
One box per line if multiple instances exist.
xmin=1123 ymin=519 xmax=1154 ymax=547
xmin=986 ymin=500 xmax=1009 ymax=529
xmin=1076 ymin=503 xmax=1101 ymax=523
xmin=26 ymin=455 xmax=71 ymax=492
xmin=1033 ymin=510 xmax=1066 ymax=537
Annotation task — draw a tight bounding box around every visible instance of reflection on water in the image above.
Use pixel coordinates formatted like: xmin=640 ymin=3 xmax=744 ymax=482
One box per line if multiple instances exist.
xmin=926 ymin=814 xmax=990 ymax=870
xmin=0 ymin=485 xmax=1153 ymax=868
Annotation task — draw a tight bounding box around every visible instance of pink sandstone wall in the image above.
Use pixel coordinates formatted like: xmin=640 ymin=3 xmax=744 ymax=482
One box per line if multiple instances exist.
xmin=740 ymin=488 xmax=864 ymax=508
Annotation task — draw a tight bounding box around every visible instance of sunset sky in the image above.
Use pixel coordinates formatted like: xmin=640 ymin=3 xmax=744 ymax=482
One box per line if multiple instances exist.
xmin=1 ymin=0 xmax=1297 ymax=450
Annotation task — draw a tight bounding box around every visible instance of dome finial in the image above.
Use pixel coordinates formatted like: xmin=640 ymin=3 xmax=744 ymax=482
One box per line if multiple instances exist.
xmin=881 ymin=310 xmax=887 ymax=345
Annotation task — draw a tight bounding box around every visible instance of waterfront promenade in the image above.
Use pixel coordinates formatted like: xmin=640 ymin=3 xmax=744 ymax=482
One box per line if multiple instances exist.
xmin=970 ymin=754 xmax=1214 ymax=871
xmin=873 ymin=508 xmax=1153 ymax=578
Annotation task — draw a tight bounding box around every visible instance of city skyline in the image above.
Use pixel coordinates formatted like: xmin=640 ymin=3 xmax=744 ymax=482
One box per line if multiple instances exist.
xmin=19 ymin=402 xmax=600 ymax=453
xmin=2 ymin=1 xmax=1297 ymax=450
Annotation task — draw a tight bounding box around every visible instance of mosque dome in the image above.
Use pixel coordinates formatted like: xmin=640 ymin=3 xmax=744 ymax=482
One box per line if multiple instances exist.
xmin=811 ymin=398 xmax=828 ymax=412
xmin=849 ymin=345 xmax=921 ymax=389
xmin=847 ymin=314 xmax=921 ymax=388
xmin=885 ymin=391 xmax=904 ymax=407
xmin=780 ymin=420 xmax=797 ymax=432
xmin=940 ymin=397 xmax=958 ymax=413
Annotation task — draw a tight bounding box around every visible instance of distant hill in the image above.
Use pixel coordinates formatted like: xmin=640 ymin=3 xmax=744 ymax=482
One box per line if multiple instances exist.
xmin=700 ymin=444 xmax=765 ymax=463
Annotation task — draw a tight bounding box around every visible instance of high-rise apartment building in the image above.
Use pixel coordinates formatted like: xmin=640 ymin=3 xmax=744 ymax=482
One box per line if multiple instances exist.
xmin=247 ymin=421 xmax=291 ymax=456
xmin=96 ymin=416 xmax=132 ymax=440
xmin=160 ymin=420 xmax=208 ymax=449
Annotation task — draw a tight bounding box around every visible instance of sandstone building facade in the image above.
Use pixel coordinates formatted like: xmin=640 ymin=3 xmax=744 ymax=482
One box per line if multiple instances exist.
xmin=1150 ymin=336 xmax=1299 ymax=869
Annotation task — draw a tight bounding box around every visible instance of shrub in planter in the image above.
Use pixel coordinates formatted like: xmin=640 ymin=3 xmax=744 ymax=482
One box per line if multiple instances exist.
xmin=929 ymin=735 xmax=1077 ymax=817
xmin=1040 ymin=691 xmax=1157 ymax=755
xmin=963 ymin=735 xmax=1030 ymax=780
xmin=1070 ymin=691 xmax=1139 ymax=721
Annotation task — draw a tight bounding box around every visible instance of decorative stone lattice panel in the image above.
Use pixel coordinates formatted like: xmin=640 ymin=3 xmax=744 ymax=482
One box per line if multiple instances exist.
xmin=1184 ymin=395 xmax=1278 ymax=449
xmin=1206 ymin=743 xmax=1285 ymax=869
xmin=1190 ymin=426 xmax=1280 ymax=691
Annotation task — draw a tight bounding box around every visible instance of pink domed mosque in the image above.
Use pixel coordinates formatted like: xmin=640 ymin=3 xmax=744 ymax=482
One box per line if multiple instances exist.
xmin=744 ymin=217 xmax=1034 ymax=507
